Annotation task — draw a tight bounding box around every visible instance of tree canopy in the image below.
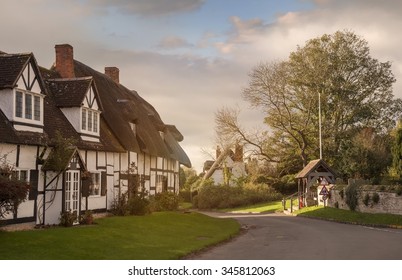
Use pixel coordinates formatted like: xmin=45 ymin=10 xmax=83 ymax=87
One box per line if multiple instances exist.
xmin=216 ymin=30 xmax=402 ymax=179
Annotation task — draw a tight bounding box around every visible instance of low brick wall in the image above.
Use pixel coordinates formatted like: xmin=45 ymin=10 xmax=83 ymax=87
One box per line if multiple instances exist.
xmin=328 ymin=185 xmax=402 ymax=215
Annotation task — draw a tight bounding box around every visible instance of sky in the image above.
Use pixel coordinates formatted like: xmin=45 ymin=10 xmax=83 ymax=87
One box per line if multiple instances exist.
xmin=2 ymin=0 xmax=402 ymax=173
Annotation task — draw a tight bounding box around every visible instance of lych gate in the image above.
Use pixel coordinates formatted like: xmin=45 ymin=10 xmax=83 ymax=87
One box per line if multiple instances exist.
xmin=295 ymin=159 xmax=336 ymax=207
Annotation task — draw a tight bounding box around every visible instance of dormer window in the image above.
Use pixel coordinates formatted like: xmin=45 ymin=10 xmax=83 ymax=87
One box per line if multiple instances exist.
xmin=0 ymin=53 xmax=45 ymax=133
xmin=14 ymin=89 xmax=44 ymax=124
xmin=81 ymin=108 xmax=99 ymax=134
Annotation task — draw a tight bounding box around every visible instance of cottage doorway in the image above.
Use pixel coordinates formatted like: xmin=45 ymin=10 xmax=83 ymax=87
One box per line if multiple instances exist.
xmin=65 ymin=170 xmax=80 ymax=223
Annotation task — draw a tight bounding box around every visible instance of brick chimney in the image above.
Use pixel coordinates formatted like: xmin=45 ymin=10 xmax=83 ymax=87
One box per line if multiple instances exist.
xmin=234 ymin=144 xmax=243 ymax=162
xmin=55 ymin=44 xmax=75 ymax=78
xmin=105 ymin=67 xmax=120 ymax=84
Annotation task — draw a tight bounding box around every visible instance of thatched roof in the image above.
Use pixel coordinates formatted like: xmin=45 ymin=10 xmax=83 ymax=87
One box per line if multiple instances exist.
xmin=0 ymin=51 xmax=191 ymax=167
xmin=73 ymin=60 xmax=191 ymax=167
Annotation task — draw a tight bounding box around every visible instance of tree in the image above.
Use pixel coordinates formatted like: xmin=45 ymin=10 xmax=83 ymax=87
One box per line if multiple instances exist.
xmin=391 ymin=121 xmax=402 ymax=180
xmin=0 ymin=155 xmax=30 ymax=219
xmin=337 ymin=127 xmax=391 ymax=182
xmin=217 ymin=30 xmax=402 ymax=178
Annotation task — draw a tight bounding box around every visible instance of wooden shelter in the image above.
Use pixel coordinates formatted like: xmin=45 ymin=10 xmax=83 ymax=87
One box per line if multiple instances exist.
xmin=296 ymin=159 xmax=336 ymax=207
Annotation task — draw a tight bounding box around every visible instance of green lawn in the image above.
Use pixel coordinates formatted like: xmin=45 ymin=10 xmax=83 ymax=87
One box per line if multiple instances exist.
xmin=225 ymin=199 xmax=297 ymax=213
xmin=295 ymin=206 xmax=402 ymax=227
xmin=0 ymin=212 xmax=240 ymax=260
xmin=224 ymin=199 xmax=402 ymax=228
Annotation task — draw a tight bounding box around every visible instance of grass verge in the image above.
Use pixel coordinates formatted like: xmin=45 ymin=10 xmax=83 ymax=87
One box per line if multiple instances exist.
xmin=295 ymin=206 xmax=402 ymax=228
xmin=225 ymin=200 xmax=284 ymax=213
xmin=0 ymin=212 xmax=240 ymax=260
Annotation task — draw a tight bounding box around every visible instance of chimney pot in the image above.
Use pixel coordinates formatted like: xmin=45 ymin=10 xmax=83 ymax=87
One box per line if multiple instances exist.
xmin=55 ymin=44 xmax=75 ymax=78
xmin=105 ymin=67 xmax=120 ymax=84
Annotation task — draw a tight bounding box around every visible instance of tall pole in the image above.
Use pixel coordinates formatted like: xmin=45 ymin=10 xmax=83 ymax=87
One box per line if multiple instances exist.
xmin=318 ymin=90 xmax=323 ymax=159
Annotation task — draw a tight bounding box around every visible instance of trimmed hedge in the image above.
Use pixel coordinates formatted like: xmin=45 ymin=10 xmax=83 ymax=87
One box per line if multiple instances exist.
xmin=195 ymin=183 xmax=282 ymax=210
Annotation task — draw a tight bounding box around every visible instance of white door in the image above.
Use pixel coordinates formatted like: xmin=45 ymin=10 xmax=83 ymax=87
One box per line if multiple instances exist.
xmin=65 ymin=170 xmax=80 ymax=223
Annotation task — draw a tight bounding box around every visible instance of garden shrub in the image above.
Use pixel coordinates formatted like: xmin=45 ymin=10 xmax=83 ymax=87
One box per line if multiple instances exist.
xmin=110 ymin=192 xmax=129 ymax=216
xmin=0 ymin=175 xmax=30 ymax=218
xmin=196 ymin=183 xmax=281 ymax=210
xmin=79 ymin=210 xmax=94 ymax=225
xmin=110 ymin=192 xmax=150 ymax=216
xmin=59 ymin=211 xmax=77 ymax=227
xmin=149 ymin=192 xmax=179 ymax=212
xmin=266 ymin=175 xmax=297 ymax=195
xmin=126 ymin=195 xmax=150 ymax=216
xmin=345 ymin=183 xmax=358 ymax=211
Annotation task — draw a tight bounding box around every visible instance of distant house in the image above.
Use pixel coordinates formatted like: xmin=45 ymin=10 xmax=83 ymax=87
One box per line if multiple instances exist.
xmin=203 ymin=145 xmax=247 ymax=186
xmin=0 ymin=44 xmax=191 ymax=225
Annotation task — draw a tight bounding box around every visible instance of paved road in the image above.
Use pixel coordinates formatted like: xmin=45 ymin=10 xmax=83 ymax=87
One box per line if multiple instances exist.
xmin=187 ymin=212 xmax=402 ymax=260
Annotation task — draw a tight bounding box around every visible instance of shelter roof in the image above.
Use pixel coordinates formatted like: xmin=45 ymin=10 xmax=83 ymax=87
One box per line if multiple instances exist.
xmin=296 ymin=159 xmax=336 ymax=179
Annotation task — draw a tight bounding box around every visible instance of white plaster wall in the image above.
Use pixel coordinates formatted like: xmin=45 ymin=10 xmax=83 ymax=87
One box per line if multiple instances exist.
xmin=138 ymin=153 xmax=145 ymax=175
xmin=61 ymin=107 xmax=81 ymax=131
xmin=0 ymin=143 xmax=18 ymax=166
xmin=19 ymin=67 xmax=42 ymax=94
xmin=98 ymin=151 xmax=106 ymax=167
xmin=129 ymin=151 xmax=137 ymax=169
xmin=81 ymin=135 xmax=99 ymax=142
xmin=85 ymin=151 xmax=97 ymax=170
xmin=44 ymin=190 xmax=63 ymax=225
xmin=18 ymin=201 xmax=35 ymax=218
xmin=18 ymin=145 xmax=38 ymax=169
xmin=13 ymin=124 xmax=43 ymax=133
xmin=212 ymin=170 xmax=224 ymax=185
xmin=232 ymin=162 xmax=247 ymax=179
xmin=0 ymin=89 xmax=15 ymax=120
xmin=87 ymin=196 xmax=106 ymax=210
xmin=157 ymin=157 xmax=163 ymax=169
xmin=120 ymin=153 xmax=128 ymax=173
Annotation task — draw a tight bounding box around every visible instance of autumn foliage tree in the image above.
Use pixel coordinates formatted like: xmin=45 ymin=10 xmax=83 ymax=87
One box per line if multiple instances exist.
xmin=216 ymin=30 xmax=402 ymax=179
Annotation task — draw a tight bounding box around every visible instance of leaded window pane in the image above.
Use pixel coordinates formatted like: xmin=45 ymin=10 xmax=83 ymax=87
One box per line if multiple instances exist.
xmin=16 ymin=91 xmax=23 ymax=118
xmin=25 ymin=94 xmax=32 ymax=119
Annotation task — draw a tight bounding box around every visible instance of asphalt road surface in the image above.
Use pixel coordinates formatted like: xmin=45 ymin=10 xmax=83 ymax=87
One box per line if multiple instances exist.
xmin=187 ymin=212 xmax=402 ymax=260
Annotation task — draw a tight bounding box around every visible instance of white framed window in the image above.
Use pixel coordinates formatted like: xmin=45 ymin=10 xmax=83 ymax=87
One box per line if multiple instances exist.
xmin=12 ymin=169 xmax=29 ymax=182
xmin=82 ymin=109 xmax=87 ymax=130
xmin=81 ymin=108 xmax=100 ymax=135
xmin=14 ymin=90 xmax=43 ymax=123
xmin=89 ymin=172 xmax=101 ymax=196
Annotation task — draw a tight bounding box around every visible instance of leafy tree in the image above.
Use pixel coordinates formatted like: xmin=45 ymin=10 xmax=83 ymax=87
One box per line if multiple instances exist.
xmin=337 ymin=127 xmax=391 ymax=182
xmin=0 ymin=156 xmax=30 ymax=219
xmin=216 ymin=30 xmax=401 ymax=179
xmin=391 ymin=121 xmax=402 ymax=180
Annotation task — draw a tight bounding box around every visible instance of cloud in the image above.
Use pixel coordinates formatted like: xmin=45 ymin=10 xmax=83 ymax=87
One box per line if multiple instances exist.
xmin=2 ymin=0 xmax=402 ymax=172
xmin=86 ymin=0 xmax=205 ymax=16
xmin=157 ymin=36 xmax=193 ymax=49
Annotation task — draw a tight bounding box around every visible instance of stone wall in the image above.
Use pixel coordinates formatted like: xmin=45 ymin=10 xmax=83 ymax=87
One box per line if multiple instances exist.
xmin=328 ymin=185 xmax=402 ymax=215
